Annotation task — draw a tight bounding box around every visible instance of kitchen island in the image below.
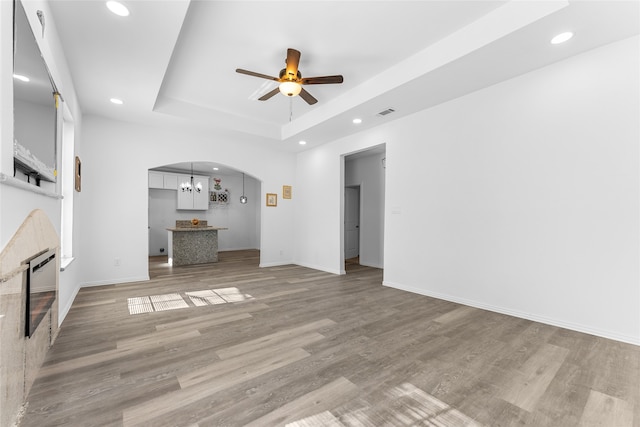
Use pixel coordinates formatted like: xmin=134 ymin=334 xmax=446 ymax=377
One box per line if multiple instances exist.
xmin=167 ymin=220 xmax=228 ymax=266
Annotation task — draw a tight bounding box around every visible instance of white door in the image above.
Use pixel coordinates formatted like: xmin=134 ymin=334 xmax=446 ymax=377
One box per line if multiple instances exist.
xmin=345 ymin=186 xmax=360 ymax=260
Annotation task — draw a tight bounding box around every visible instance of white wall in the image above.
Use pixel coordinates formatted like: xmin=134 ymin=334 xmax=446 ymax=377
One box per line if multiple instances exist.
xmin=79 ymin=115 xmax=295 ymax=286
xmin=0 ymin=0 xmax=83 ymax=326
xmin=345 ymin=150 xmax=385 ymax=268
xmin=148 ymin=173 xmax=260 ymax=254
xmin=295 ymin=36 xmax=640 ymax=345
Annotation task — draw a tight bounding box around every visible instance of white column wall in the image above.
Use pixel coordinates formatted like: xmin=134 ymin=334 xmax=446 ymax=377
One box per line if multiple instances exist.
xmin=295 ymin=132 xmax=393 ymax=274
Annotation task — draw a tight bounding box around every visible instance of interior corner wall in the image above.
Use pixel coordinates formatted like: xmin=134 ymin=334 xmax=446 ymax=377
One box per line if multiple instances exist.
xmin=79 ymin=116 xmax=295 ymax=286
xmin=295 ymin=35 xmax=640 ymax=344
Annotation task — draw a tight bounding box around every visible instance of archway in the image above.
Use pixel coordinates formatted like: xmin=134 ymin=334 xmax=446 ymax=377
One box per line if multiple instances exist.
xmin=147 ymin=161 xmax=261 ymax=267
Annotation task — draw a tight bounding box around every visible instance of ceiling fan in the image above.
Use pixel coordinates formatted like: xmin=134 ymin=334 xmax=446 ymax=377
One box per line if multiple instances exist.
xmin=236 ymin=48 xmax=343 ymax=105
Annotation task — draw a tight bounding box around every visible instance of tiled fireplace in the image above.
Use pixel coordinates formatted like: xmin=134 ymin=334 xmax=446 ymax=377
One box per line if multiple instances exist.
xmin=0 ymin=209 xmax=60 ymax=426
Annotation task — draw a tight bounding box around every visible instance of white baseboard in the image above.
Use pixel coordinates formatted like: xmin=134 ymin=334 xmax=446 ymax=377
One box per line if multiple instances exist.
xmin=219 ymin=247 xmax=259 ymax=252
xmin=292 ymin=261 xmax=343 ymax=275
xmin=58 ymin=284 xmax=80 ymax=326
xmin=383 ymin=280 xmax=640 ymax=346
xmin=82 ymin=275 xmax=149 ymax=288
xmin=359 ymin=261 xmax=383 ymax=269
xmin=258 ymin=261 xmax=293 ymax=268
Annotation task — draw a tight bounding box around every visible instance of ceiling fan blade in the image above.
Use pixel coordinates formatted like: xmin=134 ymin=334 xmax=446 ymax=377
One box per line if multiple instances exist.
xmin=284 ymin=48 xmax=301 ymax=80
xmin=258 ymin=87 xmax=280 ymax=101
xmin=301 ymin=75 xmax=344 ymax=85
xmin=236 ymin=68 xmax=280 ymax=82
xmin=299 ymin=88 xmax=318 ymax=105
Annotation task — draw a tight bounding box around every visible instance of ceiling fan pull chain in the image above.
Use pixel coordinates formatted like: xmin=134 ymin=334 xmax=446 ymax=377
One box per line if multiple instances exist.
xmin=290 ymin=97 xmax=293 ymax=122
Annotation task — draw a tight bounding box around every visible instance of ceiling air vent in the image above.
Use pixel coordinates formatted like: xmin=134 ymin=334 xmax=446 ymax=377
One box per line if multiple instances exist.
xmin=377 ymin=108 xmax=395 ymax=117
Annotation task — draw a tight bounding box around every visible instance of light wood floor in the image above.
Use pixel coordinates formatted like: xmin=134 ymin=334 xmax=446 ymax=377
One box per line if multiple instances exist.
xmin=22 ymin=250 xmax=638 ymax=426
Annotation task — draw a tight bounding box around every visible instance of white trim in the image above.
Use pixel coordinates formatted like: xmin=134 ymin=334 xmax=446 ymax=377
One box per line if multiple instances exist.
xmin=59 ymin=256 xmax=74 ymax=271
xmin=0 ymin=173 xmax=62 ymax=199
xmin=58 ymin=283 xmax=80 ymax=326
xmin=82 ymin=275 xmax=149 ymax=287
xmin=383 ymin=280 xmax=640 ymax=346
xmin=292 ymin=262 xmax=343 ymax=276
xmin=359 ymin=261 xmax=383 ymax=269
xmin=258 ymin=261 xmax=292 ymax=268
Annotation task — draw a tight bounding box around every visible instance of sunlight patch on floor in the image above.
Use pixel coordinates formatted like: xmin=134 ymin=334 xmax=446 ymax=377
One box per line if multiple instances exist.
xmin=127 ymin=287 xmax=253 ymax=315
xmin=186 ymin=290 xmax=228 ymax=306
xmin=150 ymin=293 xmax=189 ymax=311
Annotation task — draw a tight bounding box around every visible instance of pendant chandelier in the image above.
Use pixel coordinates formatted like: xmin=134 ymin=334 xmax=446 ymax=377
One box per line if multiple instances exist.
xmin=180 ymin=163 xmax=202 ymax=193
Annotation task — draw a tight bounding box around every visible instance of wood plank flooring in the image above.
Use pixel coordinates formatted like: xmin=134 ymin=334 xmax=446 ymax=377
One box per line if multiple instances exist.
xmin=21 ymin=250 xmax=639 ymax=426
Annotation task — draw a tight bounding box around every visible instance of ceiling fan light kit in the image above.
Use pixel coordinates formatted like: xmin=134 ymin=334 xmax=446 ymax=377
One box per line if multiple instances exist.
xmin=279 ymin=81 xmax=302 ymax=97
xmin=236 ymin=48 xmax=343 ymax=105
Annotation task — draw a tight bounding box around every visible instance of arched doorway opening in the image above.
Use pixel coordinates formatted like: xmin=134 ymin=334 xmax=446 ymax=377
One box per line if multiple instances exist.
xmin=147 ymin=161 xmax=261 ymax=271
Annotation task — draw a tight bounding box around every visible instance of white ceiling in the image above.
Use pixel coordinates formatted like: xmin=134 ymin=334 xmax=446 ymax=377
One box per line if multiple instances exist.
xmin=45 ymin=0 xmax=638 ymax=162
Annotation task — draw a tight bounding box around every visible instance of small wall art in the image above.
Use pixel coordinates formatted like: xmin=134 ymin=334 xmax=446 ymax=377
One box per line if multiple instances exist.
xmin=283 ymin=185 xmax=292 ymax=199
xmin=266 ymin=193 xmax=277 ymax=207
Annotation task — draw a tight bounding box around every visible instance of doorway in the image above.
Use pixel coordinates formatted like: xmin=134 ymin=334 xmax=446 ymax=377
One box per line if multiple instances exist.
xmin=343 ymin=144 xmax=386 ymax=272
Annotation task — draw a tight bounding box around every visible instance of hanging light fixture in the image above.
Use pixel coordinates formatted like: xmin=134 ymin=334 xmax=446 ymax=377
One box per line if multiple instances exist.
xmin=279 ymin=81 xmax=302 ymax=97
xmin=180 ymin=178 xmax=192 ymax=192
xmin=240 ymin=173 xmax=248 ymax=204
xmin=181 ymin=163 xmax=202 ymax=193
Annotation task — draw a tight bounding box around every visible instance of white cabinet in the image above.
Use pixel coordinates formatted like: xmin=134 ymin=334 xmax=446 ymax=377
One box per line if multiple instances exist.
xmin=163 ymin=173 xmax=178 ymax=190
xmin=177 ymin=174 xmax=209 ymax=210
xmin=149 ymin=171 xmax=178 ymax=190
xmin=148 ymin=171 xmax=164 ymax=189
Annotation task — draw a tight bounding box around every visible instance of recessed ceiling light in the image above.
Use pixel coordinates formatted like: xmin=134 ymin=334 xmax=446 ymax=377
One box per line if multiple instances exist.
xmin=13 ymin=74 xmax=29 ymax=82
xmin=213 ymin=167 xmax=219 ymax=171
xmin=106 ymin=1 xmax=130 ymax=17
xmin=110 ymin=98 xmax=123 ymax=105
xmin=551 ymin=32 xmax=573 ymax=45
xmin=299 ymin=140 xmax=307 ymax=145
xmin=352 ymin=118 xmax=362 ymax=124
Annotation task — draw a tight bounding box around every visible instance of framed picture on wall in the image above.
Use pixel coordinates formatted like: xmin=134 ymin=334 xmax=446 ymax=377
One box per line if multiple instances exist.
xmin=74 ymin=156 xmax=81 ymax=192
xmin=282 ymin=185 xmax=292 ymax=199
xmin=266 ymin=193 xmax=277 ymax=207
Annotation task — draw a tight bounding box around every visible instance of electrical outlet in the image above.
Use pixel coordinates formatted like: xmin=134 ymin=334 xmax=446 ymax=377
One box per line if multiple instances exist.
xmin=279 ymin=250 xmax=284 ymax=256
xmin=114 ymin=258 xmax=121 ymax=267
